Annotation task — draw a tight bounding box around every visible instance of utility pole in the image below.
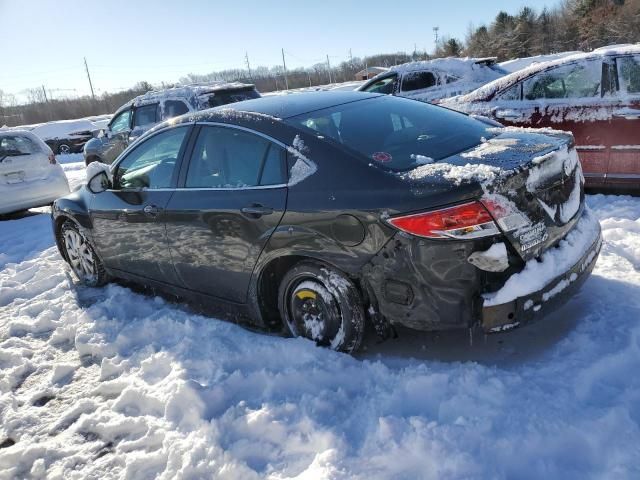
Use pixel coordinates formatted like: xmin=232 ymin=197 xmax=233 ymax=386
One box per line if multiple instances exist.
xmin=349 ymin=48 xmax=354 ymax=69
xmin=281 ymin=48 xmax=289 ymax=90
xmin=433 ymin=26 xmax=440 ymax=48
xmin=84 ymin=57 xmax=96 ymax=100
xmin=307 ymin=70 xmax=312 ymax=87
xmin=245 ymin=52 xmax=253 ymax=81
xmin=41 ymin=85 xmax=49 ymax=103
xmin=326 ymin=54 xmax=332 ymax=84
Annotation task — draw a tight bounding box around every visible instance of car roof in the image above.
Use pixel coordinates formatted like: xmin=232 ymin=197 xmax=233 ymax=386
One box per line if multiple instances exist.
xmin=208 ymin=91 xmax=382 ymax=120
xmin=113 ymin=82 xmax=257 ymax=114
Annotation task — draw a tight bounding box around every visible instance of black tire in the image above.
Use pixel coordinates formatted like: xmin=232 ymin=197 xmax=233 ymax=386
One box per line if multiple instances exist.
xmin=59 ymin=221 xmax=108 ymax=287
xmin=58 ymin=143 xmax=72 ymax=154
xmin=278 ymin=261 xmax=365 ymax=353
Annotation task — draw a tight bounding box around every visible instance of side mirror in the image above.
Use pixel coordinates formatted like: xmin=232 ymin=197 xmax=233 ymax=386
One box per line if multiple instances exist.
xmin=87 ymin=171 xmax=111 ymax=193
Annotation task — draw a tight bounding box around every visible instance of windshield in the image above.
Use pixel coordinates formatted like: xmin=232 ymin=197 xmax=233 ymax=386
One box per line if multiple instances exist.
xmin=0 ymin=135 xmax=40 ymax=157
xmin=286 ymin=96 xmax=494 ymax=171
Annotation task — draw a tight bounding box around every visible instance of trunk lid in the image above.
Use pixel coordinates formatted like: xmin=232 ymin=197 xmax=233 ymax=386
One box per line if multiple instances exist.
xmin=403 ymin=128 xmax=584 ymax=261
xmin=0 ymin=152 xmax=52 ymax=185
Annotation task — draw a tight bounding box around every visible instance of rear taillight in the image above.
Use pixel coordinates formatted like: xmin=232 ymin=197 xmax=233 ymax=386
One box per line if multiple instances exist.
xmin=48 ymin=153 xmax=57 ymax=164
xmin=388 ymin=201 xmax=500 ymax=240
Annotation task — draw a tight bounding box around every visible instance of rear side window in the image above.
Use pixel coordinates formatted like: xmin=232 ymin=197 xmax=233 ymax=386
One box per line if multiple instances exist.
xmin=523 ymin=61 xmax=602 ymax=99
xmin=401 ymin=71 xmax=437 ymax=92
xmin=115 ymin=127 xmax=188 ymax=189
xmin=0 ymin=135 xmax=40 ymax=156
xmin=133 ymin=104 xmax=159 ymax=128
xmin=617 ymin=56 xmax=640 ymax=94
xmin=287 ymin=95 xmax=493 ymax=172
xmin=186 ymin=126 xmax=285 ymax=188
xmin=164 ymin=100 xmax=190 ymax=119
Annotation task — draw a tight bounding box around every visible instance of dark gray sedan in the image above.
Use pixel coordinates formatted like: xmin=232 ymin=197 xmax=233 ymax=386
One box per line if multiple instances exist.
xmin=53 ymin=92 xmax=601 ymax=352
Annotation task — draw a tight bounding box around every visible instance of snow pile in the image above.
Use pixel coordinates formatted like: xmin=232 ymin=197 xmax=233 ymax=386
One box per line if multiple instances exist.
xmin=2 ymin=161 xmax=640 ymax=478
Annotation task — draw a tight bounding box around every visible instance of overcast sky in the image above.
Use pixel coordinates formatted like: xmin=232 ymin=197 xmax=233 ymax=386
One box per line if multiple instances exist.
xmin=0 ymin=0 xmax=561 ymax=101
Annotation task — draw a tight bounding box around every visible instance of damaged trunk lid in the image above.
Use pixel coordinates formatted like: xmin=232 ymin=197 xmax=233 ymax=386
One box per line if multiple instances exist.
xmin=404 ymin=128 xmax=584 ymax=261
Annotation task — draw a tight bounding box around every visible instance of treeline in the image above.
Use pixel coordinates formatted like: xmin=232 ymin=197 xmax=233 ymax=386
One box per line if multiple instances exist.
xmin=3 ymin=0 xmax=640 ymax=127
xmin=465 ymin=0 xmax=640 ymax=59
xmin=0 ymin=83 xmax=153 ymax=127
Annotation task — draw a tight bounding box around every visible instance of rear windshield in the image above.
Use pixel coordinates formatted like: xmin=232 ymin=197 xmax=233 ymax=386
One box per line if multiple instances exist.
xmin=202 ymin=89 xmax=260 ymax=108
xmin=0 ymin=135 xmax=41 ymax=157
xmin=286 ymin=96 xmax=493 ymax=171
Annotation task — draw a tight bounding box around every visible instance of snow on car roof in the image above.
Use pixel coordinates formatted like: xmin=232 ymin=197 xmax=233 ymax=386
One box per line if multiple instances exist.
xmin=447 ymin=44 xmax=640 ymax=104
xmin=385 ymin=57 xmax=499 ymax=76
xmin=498 ymin=52 xmax=582 ymax=73
xmin=116 ymin=82 xmax=256 ymax=112
xmin=30 ymin=119 xmax=99 ymax=140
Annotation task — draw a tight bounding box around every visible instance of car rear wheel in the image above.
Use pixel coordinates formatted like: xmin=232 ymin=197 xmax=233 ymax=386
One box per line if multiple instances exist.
xmin=60 ymin=221 xmax=107 ymax=287
xmin=58 ymin=143 xmax=71 ymax=154
xmin=278 ymin=261 xmax=365 ymax=353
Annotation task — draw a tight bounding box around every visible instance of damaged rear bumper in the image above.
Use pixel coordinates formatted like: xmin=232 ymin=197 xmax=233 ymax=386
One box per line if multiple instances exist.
xmin=482 ymin=209 xmax=602 ymax=333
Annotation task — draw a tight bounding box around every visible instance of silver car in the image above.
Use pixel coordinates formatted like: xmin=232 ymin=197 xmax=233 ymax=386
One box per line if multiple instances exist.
xmin=0 ymin=130 xmax=69 ymax=214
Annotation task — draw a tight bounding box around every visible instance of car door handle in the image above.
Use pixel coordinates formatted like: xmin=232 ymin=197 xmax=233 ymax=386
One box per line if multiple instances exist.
xmin=143 ymin=204 xmax=162 ymax=217
xmin=241 ymin=205 xmax=274 ymax=217
xmin=613 ymin=109 xmax=640 ymax=119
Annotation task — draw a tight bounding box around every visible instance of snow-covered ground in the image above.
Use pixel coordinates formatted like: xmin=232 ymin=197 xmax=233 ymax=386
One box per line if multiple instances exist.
xmin=1 ymin=156 xmax=640 ymax=478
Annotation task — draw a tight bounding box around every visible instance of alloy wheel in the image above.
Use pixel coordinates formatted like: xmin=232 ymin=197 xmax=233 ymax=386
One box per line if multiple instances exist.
xmin=63 ymin=228 xmax=97 ymax=284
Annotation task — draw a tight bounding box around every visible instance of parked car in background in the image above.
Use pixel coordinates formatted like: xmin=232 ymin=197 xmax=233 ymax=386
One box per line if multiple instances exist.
xmin=357 ymin=57 xmax=508 ymax=103
xmin=31 ymin=119 xmax=99 ymax=154
xmin=83 ymin=82 xmax=261 ymax=165
xmin=444 ymin=45 xmax=640 ymax=191
xmin=53 ymin=92 xmax=600 ymax=353
xmin=0 ymin=130 xmax=69 ymax=214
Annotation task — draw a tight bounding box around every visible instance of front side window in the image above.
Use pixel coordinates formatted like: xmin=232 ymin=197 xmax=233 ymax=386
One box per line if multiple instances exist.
xmin=0 ymin=135 xmax=40 ymax=156
xmin=109 ymin=109 xmax=131 ymax=133
xmin=617 ymin=56 xmax=640 ymax=94
xmin=523 ymin=61 xmax=602 ymax=100
xmin=186 ymin=126 xmax=285 ymax=188
xmin=288 ymin=95 xmax=493 ymax=172
xmin=114 ymin=127 xmax=188 ymax=189
xmin=362 ymin=74 xmax=398 ymax=94
xmin=401 ymin=71 xmax=437 ymax=92
xmin=164 ymin=100 xmax=190 ymax=119
xmin=498 ymin=83 xmax=522 ymax=101
xmin=133 ymin=104 xmax=159 ymax=128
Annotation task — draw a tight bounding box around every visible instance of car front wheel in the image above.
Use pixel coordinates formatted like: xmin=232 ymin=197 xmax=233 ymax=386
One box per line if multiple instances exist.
xmin=60 ymin=221 xmax=107 ymax=287
xmin=278 ymin=261 xmax=365 ymax=353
